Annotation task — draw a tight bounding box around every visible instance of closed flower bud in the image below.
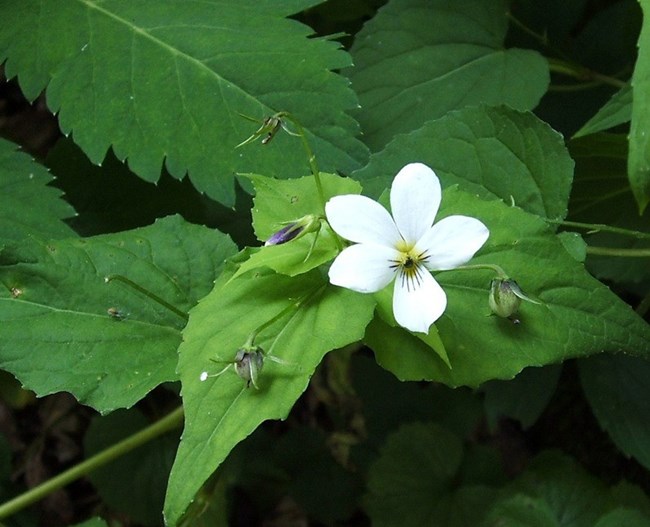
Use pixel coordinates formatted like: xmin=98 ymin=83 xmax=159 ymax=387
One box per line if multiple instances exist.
xmin=489 ymin=278 xmax=539 ymax=323
xmin=489 ymin=278 xmax=523 ymax=321
xmin=235 ymin=347 xmax=265 ymax=389
xmin=264 ymin=214 xmax=320 ymax=246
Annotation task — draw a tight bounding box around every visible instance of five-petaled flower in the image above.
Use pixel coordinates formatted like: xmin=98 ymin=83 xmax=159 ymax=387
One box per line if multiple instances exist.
xmin=325 ymin=163 xmax=489 ymax=334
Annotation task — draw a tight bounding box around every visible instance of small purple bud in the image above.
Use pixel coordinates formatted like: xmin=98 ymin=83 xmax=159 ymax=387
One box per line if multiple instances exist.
xmin=264 ymin=214 xmax=320 ymax=246
xmin=265 ymin=223 xmax=302 ymax=246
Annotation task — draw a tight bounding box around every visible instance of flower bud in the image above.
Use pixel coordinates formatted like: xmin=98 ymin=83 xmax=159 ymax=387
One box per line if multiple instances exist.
xmin=264 ymin=214 xmax=320 ymax=246
xmin=489 ymin=278 xmax=525 ymax=321
xmin=234 ymin=347 xmax=265 ymax=389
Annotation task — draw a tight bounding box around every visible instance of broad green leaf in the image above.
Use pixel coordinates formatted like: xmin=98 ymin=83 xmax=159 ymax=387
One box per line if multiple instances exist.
xmin=481 ymin=364 xmax=562 ymax=430
xmin=578 ymin=354 xmax=650 ymax=471
xmin=247 ymin=172 xmax=362 ymax=240
xmin=568 ymin=134 xmax=650 ymax=286
xmin=556 ymin=232 xmax=587 ymax=263
xmin=164 ymin=269 xmax=375 ymax=525
xmin=348 ymin=0 xmax=549 ymax=150
xmin=364 ymin=422 xmax=496 ymax=527
xmin=595 ymin=508 xmax=650 ymax=527
xmin=228 ymin=173 xmax=362 ymax=279
xmin=610 ymin=481 xmax=650 ymax=518
xmin=0 ymin=215 xmax=236 ymax=413
xmin=628 ymin=0 xmax=650 ymax=213
xmin=365 ymin=187 xmax=650 ymax=387
xmin=0 ymin=1 xmax=367 ymax=206
xmin=483 ymin=494 xmax=559 ymax=527
xmin=573 ymin=85 xmax=632 ymax=138
xmin=373 ymin=286 xmax=449 ymax=366
xmin=85 ymin=409 xmax=179 ymax=526
xmin=0 ymin=138 xmax=76 ymax=242
xmin=353 ymin=106 xmax=573 ymax=221
xmin=489 ymin=451 xmax=611 ymax=527
xmin=227 ymin=230 xmax=337 ymax=280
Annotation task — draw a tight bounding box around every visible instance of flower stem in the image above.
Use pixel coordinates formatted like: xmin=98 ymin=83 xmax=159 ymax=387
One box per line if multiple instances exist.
xmin=0 ymin=406 xmax=184 ymax=520
xmin=281 ymin=113 xmax=344 ymax=250
xmin=278 ymin=112 xmax=327 ymax=214
xmin=451 ymin=263 xmax=509 ymax=278
xmin=105 ymin=274 xmax=188 ymax=321
xmin=506 ymin=12 xmax=627 ymax=89
xmin=586 ymin=246 xmax=650 ymax=257
xmin=545 ymin=219 xmax=650 ymax=240
xmin=548 ymin=58 xmax=628 ymax=89
xmin=245 ymin=286 xmax=324 ymax=347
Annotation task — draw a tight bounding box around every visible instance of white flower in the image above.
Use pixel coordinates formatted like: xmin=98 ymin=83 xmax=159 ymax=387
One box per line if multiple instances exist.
xmin=325 ymin=163 xmax=489 ymax=334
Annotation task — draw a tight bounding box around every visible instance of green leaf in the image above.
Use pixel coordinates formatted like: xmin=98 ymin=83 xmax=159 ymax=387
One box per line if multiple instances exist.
xmin=348 ymin=0 xmax=549 ymax=150
xmin=364 ymin=422 xmax=496 ymax=527
xmin=594 ymin=508 xmax=650 ymax=527
xmin=228 ymin=173 xmax=362 ymax=279
xmin=556 ymin=232 xmax=587 ymax=263
xmin=481 ymin=364 xmax=562 ymax=430
xmin=164 ymin=269 xmax=375 ymax=525
xmin=247 ymin=172 xmax=362 ymax=240
xmin=0 ymin=138 xmax=76 ymax=242
xmin=628 ymin=0 xmax=650 ymax=213
xmin=0 ymin=1 xmax=367 ymax=206
xmin=568 ymin=134 xmax=650 ymax=286
xmin=573 ymin=85 xmax=632 ymax=138
xmin=372 ymin=285 xmax=449 ymax=366
xmin=488 ymin=451 xmax=611 ymax=527
xmin=578 ymin=354 xmax=650 ymax=471
xmin=483 ymin=494 xmax=560 ymax=527
xmin=353 ymin=106 xmax=573 ymax=221
xmin=0 ymin=215 xmax=236 ymax=413
xmin=365 ymin=187 xmax=650 ymax=387
xmin=85 ymin=409 xmax=179 ymax=526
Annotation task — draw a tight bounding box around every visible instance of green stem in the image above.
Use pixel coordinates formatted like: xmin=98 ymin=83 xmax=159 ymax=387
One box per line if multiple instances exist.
xmin=279 ymin=112 xmax=343 ymax=251
xmin=506 ymin=13 xmax=627 ymax=89
xmin=245 ymin=286 xmax=323 ymax=347
xmin=586 ymin=246 xmax=650 ymax=257
xmin=546 ymin=219 xmax=650 ymax=240
xmin=0 ymin=406 xmax=184 ymax=520
xmin=451 ymin=263 xmax=509 ymax=278
xmin=280 ymin=113 xmax=327 ymax=212
xmin=548 ymin=58 xmax=627 ymax=89
xmin=105 ymin=274 xmax=188 ymax=321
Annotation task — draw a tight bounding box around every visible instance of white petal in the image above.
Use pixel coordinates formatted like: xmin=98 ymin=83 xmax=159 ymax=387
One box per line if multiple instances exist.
xmin=393 ymin=270 xmax=446 ymax=333
xmin=390 ymin=163 xmax=442 ymax=243
xmin=417 ymin=215 xmax=489 ymax=270
xmin=326 ymin=195 xmax=401 ymax=247
xmin=328 ymin=244 xmax=398 ymax=293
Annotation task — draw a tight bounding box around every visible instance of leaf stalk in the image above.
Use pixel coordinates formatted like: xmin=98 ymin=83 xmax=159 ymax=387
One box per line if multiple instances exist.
xmin=0 ymin=406 xmax=184 ymax=520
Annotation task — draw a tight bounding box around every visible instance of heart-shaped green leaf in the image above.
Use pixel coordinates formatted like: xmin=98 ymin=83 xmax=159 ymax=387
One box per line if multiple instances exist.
xmin=164 ymin=268 xmax=375 ymax=525
xmin=0 ymin=215 xmax=236 ymax=413
xmin=0 ymin=1 xmax=367 ymax=206
xmin=348 ymin=0 xmax=549 ymax=150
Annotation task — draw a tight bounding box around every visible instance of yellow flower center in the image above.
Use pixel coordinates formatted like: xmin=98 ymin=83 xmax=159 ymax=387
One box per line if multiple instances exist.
xmin=390 ymin=246 xmax=430 ymax=292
